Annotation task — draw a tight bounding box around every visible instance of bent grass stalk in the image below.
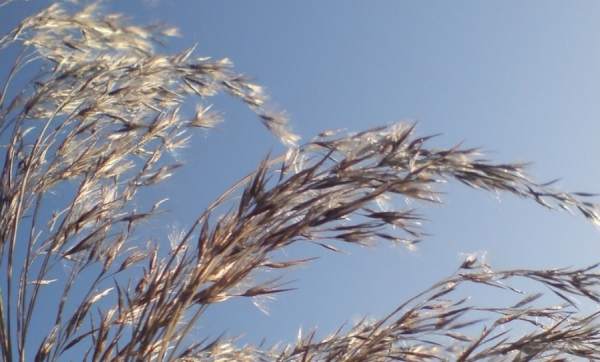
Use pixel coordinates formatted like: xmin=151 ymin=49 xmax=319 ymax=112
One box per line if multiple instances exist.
xmin=1 ymin=2 xmax=600 ymax=361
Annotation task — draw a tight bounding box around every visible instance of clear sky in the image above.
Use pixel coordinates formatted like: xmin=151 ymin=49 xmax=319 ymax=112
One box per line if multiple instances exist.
xmin=2 ymin=0 xmax=600 ymax=351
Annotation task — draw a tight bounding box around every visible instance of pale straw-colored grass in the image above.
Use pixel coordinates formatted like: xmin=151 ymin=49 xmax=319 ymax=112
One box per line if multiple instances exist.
xmin=1 ymin=2 xmax=600 ymax=361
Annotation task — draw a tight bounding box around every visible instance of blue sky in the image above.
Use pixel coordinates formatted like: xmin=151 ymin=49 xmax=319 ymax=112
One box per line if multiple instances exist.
xmin=3 ymin=0 xmax=600 ymax=351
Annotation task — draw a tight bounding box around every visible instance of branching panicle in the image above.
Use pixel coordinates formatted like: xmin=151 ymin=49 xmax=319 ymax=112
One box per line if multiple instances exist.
xmin=1 ymin=2 xmax=600 ymax=362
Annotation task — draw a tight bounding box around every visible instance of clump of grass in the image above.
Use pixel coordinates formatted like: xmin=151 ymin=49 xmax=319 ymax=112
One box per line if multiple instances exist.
xmin=1 ymin=2 xmax=600 ymax=361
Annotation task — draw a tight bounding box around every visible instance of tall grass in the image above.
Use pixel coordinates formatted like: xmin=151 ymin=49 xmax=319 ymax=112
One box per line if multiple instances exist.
xmin=1 ymin=2 xmax=600 ymax=361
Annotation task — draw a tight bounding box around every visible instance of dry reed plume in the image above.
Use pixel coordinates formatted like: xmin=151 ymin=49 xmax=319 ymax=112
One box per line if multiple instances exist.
xmin=1 ymin=2 xmax=600 ymax=361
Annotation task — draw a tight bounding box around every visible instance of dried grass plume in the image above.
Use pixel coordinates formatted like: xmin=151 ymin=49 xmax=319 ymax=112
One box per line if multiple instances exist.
xmin=1 ymin=1 xmax=600 ymax=361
